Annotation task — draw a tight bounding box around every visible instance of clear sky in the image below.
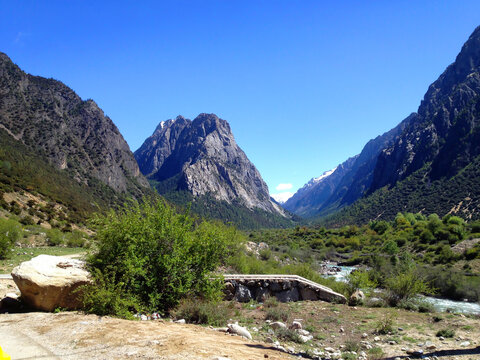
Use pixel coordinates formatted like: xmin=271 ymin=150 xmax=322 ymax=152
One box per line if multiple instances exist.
xmin=1 ymin=1 xmax=480 ymax=201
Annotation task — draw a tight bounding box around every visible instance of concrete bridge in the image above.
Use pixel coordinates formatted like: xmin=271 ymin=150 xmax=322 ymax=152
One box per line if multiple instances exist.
xmin=222 ymin=274 xmax=347 ymax=304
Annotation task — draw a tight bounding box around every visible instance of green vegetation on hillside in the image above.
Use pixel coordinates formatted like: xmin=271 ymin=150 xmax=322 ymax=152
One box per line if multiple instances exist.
xmin=0 ymin=129 xmax=155 ymax=224
xmin=151 ymin=179 xmax=297 ymax=230
xmin=321 ymin=156 xmax=480 ymax=227
xmin=250 ymin=212 xmax=480 ymax=302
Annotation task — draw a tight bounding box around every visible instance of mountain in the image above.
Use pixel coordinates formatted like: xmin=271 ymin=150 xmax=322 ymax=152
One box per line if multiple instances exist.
xmin=289 ymin=26 xmax=480 ymax=223
xmin=285 ymin=115 xmax=412 ymax=217
xmin=135 ymin=113 xmax=293 ymax=228
xmin=0 ymin=52 xmax=150 ymax=219
xmin=370 ymin=26 xmax=480 ymax=193
xmin=283 ymin=160 xmax=353 ymax=217
xmin=321 ymin=26 xmax=480 ymax=224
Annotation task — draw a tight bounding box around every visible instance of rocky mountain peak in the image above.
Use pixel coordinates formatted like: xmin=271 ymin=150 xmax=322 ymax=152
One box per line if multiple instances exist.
xmin=135 ymin=114 xmax=286 ymax=216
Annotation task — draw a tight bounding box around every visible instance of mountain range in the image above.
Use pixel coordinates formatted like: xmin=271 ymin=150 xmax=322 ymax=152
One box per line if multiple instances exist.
xmin=286 ymin=25 xmax=480 ymax=223
xmin=1 ymin=25 xmax=480 ymax=228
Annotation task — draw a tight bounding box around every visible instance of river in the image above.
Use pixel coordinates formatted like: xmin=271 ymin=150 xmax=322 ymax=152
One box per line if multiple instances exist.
xmin=321 ymin=264 xmax=480 ymax=315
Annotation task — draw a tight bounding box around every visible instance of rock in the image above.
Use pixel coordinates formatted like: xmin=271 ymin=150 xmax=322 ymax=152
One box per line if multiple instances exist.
xmin=227 ymin=323 xmax=252 ymax=340
xmin=460 ymin=341 xmax=470 ymax=347
xmin=255 ymin=287 xmax=270 ymax=302
xmin=290 ymin=320 xmax=302 ymax=330
xmin=299 ymin=287 xmax=318 ymax=301
xmin=330 ymin=352 xmax=342 ymax=360
xmin=349 ymin=290 xmax=365 ymax=306
xmin=361 ymin=333 xmax=368 ymax=338
xmin=286 ymin=346 xmax=295 ymax=353
xmin=275 ymin=288 xmax=299 ymax=302
xmin=340 ymin=327 xmax=345 ymax=333
xmin=175 ymin=319 xmax=186 ymax=324
xmin=374 ymin=336 xmax=380 ymax=342
xmin=0 ymin=293 xmax=22 ymax=311
xmin=224 ymin=282 xmax=235 ymax=300
xmin=11 ymin=255 xmax=90 ymax=311
xmin=297 ymin=329 xmax=310 ymax=336
xmin=324 ymin=347 xmax=335 ymax=352
xmin=234 ymin=284 xmax=252 ymax=303
xmin=424 ymin=341 xmax=436 ymax=350
xmin=389 ymin=340 xmax=396 ymax=345
xmin=298 ymin=335 xmax=313 ymax=343
xmin=265 ymin=337 xmax=275 ymax=343
xmin=270 ymin=321 xmax=287 ymax=330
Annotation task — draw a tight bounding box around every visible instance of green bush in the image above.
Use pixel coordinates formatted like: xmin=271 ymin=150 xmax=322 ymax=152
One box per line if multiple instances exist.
xmin=375 ymin=311 xmax=397 ymax=334
xmin=345 ymin=270 xmax=377 ymax=298
xmin=65 ymin=230 xmax=86 ymax=247
xmin=84 ymin=199 xmax=242 ymax=317
xmin=173 ymin=298 xmax=233 ymax=326
xmin=383 ymin=255 xmax=435 ymax=306
xmin=436 ymin=328 xmax=455 ymax=338
xmin=265 ymin=307 xmax=289 ymax=322
xmin=0 ymin=218 xmax=21 ymax=259
xmin=46 ymin=228 xmax=64 ymax=246
xmin=275 ymin=327 xmax=304 ymax=343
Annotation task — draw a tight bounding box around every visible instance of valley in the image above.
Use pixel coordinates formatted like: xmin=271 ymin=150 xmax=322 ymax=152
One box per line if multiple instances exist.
xmin=1 ymin=8 xmax=480 ymax=360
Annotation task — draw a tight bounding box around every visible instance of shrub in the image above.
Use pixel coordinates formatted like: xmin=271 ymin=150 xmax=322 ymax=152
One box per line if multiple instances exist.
xmin=383 ymin=255 xmax=434 ymax=306
xmin=275 ymin=327 xmax=304 ymax=343
xmin=0 ymin=218 xmax=21 ymax=259
xmin=436 ymin=328 xmax=455 ymax=338
xmin=46 ymin=228 xmax=64 ymax=246
xmin=265 ymin=307 xmax=289 ymax=322
xmin=345 ymin=270 xmax=377 ymax=298
xmin=375 ymin=311 xmax=397 ymax=334
xmin=368 ymin=347 xmax=385 ymax=360
xmin=65 ymin=230 xmax=86 ymax=247
xmin=84 ymin=199 xmax=242 ymax=317
xmin=173 ymin=298 xmax=233 ymax=326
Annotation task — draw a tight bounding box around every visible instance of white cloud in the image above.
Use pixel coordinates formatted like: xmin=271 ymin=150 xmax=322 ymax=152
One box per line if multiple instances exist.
xmin=275 ymin=183 xmax=293 ymax=191
xmin=271 ymin=192 xmax=294 ymax=204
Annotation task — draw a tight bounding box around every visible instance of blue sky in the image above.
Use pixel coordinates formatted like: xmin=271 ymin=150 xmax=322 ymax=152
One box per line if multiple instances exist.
xmin=1 ymin=1 xmax=480 ymax=200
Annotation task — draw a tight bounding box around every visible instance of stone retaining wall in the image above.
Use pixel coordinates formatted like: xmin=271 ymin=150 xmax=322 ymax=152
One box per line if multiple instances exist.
xmin=223 ymin=278 xmax=346 ymax=304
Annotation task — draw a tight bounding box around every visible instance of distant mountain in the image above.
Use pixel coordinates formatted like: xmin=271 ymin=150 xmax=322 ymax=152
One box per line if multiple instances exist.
xmin=0 ymin=52 xmax=150 ymax=218
xmin=135 ymin=113 xmax=292 ymax=229
xmin=285 ymin=116 xmax=411 ymax=217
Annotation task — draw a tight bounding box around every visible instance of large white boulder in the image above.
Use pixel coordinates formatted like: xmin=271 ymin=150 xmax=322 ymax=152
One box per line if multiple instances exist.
xmin=11 ymin=255 xmax=90 ymax=311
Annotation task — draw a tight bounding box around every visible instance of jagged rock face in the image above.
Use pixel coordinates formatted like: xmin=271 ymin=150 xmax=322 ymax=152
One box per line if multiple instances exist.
xmin=288 ymin=26 xmax=480 ymax=220
xmin=370 ymin=26 xmax=480 ymax=191
xmin=0 ymin=52 xmax=148 ymax=192
xmin=135 ymin=113 xmax=285 ymax=215
xmin=285 ymin=116 xmax=411 ymax=217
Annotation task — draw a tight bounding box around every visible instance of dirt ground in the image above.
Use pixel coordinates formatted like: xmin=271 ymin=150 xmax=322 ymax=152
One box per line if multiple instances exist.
xmin=0 ymin=312 xmax=292 ymax=360
xmin=1 ymin=277 xmax=480 ymax=360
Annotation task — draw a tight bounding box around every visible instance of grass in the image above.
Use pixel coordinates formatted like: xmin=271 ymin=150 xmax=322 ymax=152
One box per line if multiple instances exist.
xmin=0 ymin=246 xmax=87 ymax=273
